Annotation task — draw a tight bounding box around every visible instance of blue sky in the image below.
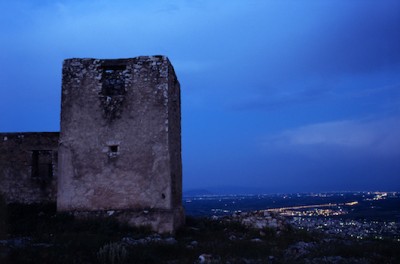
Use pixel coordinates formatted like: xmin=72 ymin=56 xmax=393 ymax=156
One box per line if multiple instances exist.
xmin=1 ymin=0 xmax=399 ymax=193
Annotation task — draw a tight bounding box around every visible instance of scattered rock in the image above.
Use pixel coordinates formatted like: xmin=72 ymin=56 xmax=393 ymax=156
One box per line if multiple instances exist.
xmin=230 ymin=210 xmax=286 ymax=231
xmin=198 ymin=253 xmax=213 ymax=263
xmin=303 ymin=256 xmax=371 ymax=264
xmin=0 ymin=237 xmax=31 ymax=248
xmin=285 ymin=241 xmax=316 ymax=259
xmin=121 ymin=235 xmax=175 ymax=245
xmin=164 ymin=237 xmax=177 ymax=245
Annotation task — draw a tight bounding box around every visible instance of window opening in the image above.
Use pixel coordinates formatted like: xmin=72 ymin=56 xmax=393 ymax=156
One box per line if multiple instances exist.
xmin=31 ymin=150 xmax=53 ymax=179
xmin=107 ymin=144 xmax=120 ymax=159
xmin=109 ymin=145 xmax=119 ymax=153
xmin=101 ymin=65 xmax=126 ymax=96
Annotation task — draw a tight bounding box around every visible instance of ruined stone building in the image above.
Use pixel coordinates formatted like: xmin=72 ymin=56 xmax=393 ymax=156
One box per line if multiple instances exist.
xmin=0 ymin=133 xmax=59 ymax=204
xmin=0 ymin=56 xmax=184 ymax=233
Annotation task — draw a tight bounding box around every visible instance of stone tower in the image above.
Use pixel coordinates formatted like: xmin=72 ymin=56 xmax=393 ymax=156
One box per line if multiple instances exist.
xmin=57 ymin=56 xmax=184 ymax=233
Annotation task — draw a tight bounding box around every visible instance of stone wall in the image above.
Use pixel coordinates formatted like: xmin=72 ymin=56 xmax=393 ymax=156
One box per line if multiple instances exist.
xmin=167 ymin=64 xmax=183 ymax=208
xmin=58 ymin=56 xmax=184 ymax=233
xmin=0 ymin=132 xmax=59 ymax=204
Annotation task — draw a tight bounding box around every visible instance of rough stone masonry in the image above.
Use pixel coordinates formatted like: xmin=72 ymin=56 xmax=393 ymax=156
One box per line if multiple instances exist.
xmin=0 ymin=133 xmax=59 ymax=204
xmin=0 ymin=56 xmax=184 ymax=233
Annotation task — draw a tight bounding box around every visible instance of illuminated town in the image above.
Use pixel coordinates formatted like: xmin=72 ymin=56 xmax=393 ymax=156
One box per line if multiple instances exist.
xmin=184 ymin=191 xmax=400 ymax=241
xmin=270 ymin=192 xmax=400 ymax=241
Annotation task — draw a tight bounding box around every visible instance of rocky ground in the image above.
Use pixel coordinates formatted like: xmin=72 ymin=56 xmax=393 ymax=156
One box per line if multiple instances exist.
xmin=0 ymin=204 xmax=399 ymax=263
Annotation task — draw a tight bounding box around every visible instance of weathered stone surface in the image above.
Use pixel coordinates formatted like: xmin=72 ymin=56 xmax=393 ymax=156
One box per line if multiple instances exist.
xmin=58 ymin=56 xmax=184 ymax=233
xmin=230 ymin=210 xmax=286 ymax=231
xmin=0 ymin=55 xmax=183 ymax=233
xmin=0 ymin=132 xmax=59 ymax=204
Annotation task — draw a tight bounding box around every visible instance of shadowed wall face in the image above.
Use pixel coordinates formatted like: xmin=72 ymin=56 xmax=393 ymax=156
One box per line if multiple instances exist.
xmin=57 ymin=56 xmax=183 ymax=233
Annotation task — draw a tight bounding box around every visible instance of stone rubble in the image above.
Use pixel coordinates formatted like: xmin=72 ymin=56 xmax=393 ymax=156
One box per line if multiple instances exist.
xmin=228 ymin=210 xmax=287 ymax=231
xmin=121 ymin=235 xmax=177 ymax=246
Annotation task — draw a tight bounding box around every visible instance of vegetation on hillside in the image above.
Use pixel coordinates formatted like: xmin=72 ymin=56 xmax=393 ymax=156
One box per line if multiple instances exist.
xmin=0 ymin=203 xmax=399 ymax=263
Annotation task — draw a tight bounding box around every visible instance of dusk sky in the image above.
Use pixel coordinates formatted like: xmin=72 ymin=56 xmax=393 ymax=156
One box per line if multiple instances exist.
xmin=1 ymin=0 xmax=399 ymax=193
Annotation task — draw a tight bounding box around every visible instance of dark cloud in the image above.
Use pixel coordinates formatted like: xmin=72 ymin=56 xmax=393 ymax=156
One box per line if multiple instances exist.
xmin=229 ymin=88 xmax=333 ymax=111
xmin=300 ymin=1 xmax=400 ymax=75
xmin=266 ymin=117 xmax=400 ymax=156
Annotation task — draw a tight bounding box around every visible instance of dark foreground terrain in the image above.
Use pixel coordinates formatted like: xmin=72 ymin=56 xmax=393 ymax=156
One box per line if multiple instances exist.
xmin=0 ymin=201 xmax=399 ymax=263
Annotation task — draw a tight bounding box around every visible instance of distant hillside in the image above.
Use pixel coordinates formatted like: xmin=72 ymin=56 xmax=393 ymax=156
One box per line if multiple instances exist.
xmin=183 ymin=189 xmax=214 ymax=196
xmin=184 ymin=186 xmax=272 ymax=196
